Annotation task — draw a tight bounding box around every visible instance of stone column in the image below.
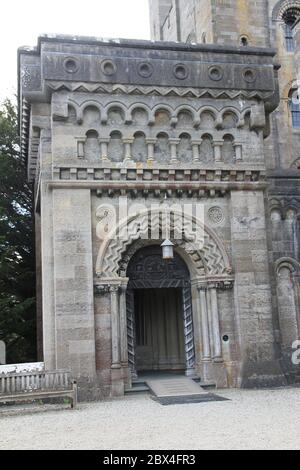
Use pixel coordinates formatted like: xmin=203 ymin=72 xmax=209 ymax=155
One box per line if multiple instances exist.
xmin=100 ymin=138 xmax=110 ymax=162
xmin=119 ymin=280 xmax=131 ymax=387
xmin=213 ymin=140 xmax=224 ymax=163
xmin=182 ymin=285 xmax=196 ymax=377
xmin=192 ymin=140 xmax=202 ymax=163
xmin=119 ymin=283 xmax=128 ymax=367
xmin=169 ymin=138 xmax=180 ymax=164
xmin=110 ymin=283 xmax=124 ymax=397
xmin=234 ymin=142 xmax=243 ymax=162
xmin=126 ymin=289 xmax=137 ymax=380
xmin=110 ymin=285 xmax=121 ymax=369
xmin=146 ymin=138 xmax=156 ymax=163
xmin=123 ymin=138 xmax=134 ymax=163
xmin=198 ymin=286 xmax=211 ymax=361
xmin=77 ymin=140 xmax=85 ymax=159
xmin=208 ymin=286 xmax=223 ymax=362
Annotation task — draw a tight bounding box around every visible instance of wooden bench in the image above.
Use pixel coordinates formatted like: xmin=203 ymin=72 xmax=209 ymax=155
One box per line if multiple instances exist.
xmin=0 ymin=370 xmax=77 ymax=409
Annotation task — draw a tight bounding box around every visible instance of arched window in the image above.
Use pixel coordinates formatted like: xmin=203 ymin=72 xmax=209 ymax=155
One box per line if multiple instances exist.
xmin=285 ymin=19 xmax=295 ymax=51
xmin=283 ymin=9 xmax=300 ymax=51
xmin=289 ymin=88 xmax=300 ymax=127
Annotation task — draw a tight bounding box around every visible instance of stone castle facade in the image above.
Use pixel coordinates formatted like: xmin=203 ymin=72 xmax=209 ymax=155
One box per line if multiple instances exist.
xmin=18 ymin=0 xmax=300 ymax=400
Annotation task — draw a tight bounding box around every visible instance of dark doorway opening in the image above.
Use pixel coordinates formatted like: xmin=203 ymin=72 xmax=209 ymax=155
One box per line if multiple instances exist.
xmin=126 ymin=245 xmax=195 ymax=378
xmin=134 ymin=288 xmax=186 ymax=372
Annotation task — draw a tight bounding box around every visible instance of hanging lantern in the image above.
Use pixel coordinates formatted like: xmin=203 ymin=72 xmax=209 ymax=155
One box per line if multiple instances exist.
xmin=161 ymin=239 xmax=174 ymax=260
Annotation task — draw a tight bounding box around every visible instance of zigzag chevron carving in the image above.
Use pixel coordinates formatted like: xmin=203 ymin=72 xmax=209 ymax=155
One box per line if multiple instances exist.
xmin=96 ymin=212 xmax=231 ymax=278
xmin=47 ymin=81 xmax=273 ymax=101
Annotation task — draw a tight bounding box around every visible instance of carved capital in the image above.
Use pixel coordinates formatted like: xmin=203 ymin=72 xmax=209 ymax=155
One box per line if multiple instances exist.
xmin=109 ymin=285 xmax=121 ymax=294
xmin=94 ymin=284 xmax=110 ymax=296
xmin=210 ymin=280 xmax=235 ymax=291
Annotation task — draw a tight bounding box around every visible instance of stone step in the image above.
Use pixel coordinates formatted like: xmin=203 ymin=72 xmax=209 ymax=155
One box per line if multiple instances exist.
xmin=192 ymin=378 xmax=216 ymax=390
xmin=146 ymin=377 xmax=208 ymax=398
xmin=125 ymin=385 xmax=150 ymax=395
xmin=126 ymin=376 xmax=217 ymax=395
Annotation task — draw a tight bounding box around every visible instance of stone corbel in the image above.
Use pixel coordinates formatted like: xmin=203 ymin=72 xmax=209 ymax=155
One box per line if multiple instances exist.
xmin=215 ymin=113 xmax=223 ymax=129
xmin=100 ymin=110 xmax=108 ymax=125
xmin=170 ymin=116 xmax=178 ymax=127
xmin=51 ymin=93 xmax=69 ymax=121
xmin=250 ymin=102 xmax=266 ymax=130
xmin=193 ymin=116 xmax=201 ymax=129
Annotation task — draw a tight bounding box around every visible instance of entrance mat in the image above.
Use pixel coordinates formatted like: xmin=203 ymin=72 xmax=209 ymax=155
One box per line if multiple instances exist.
xmin=150 ymin=393 xmax=230 ymax=406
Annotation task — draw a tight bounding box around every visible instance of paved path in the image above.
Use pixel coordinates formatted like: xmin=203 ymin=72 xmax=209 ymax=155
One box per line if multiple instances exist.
xmin=1 ymin=387 xmax=300 ymax=450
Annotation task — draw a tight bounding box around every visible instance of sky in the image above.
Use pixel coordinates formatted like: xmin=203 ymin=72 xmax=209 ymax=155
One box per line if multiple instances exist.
xmin=0 ymin=0 xmax=151 ymax=103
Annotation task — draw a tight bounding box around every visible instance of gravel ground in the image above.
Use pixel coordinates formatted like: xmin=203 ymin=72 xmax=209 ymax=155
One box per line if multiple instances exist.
xmin=1 ymin=387 xmax=300 ymax=450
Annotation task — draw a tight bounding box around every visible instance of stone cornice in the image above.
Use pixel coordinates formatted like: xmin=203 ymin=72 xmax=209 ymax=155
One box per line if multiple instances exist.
xmin=45 ymin=178 xmax=268 ymax=197
xmin=51 ymin=166 xmax=266 ymax=187
xmin=19 ymin=34 xmax=278 ymax=57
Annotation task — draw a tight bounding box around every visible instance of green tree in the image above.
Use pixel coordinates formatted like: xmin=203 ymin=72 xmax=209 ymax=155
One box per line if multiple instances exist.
xmin=0 ymin=99 xmax=36 ymax=363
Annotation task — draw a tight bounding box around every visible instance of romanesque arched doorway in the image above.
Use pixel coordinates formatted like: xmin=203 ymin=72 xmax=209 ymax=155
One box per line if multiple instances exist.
xmin=126 ymin=245 xmax=195 ymax=378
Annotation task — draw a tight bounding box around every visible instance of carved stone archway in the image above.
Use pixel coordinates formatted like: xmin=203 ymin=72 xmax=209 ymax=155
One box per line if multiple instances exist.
xmin=95 ymin=208 xmax=234 ymax=388
xmin=96 ymin=208 xmax=232 ymax=279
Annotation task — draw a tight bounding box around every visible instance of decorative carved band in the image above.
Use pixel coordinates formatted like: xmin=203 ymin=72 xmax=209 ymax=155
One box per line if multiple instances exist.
xmin=47 ymin=81 xmax=274 ymax=101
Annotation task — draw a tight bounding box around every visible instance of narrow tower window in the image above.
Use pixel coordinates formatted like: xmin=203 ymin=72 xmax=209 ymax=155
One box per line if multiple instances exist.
xmin=285 ymin=20 xmax=295 ymax=51
xmin=283 ymin=9 xmax=300 ymax=52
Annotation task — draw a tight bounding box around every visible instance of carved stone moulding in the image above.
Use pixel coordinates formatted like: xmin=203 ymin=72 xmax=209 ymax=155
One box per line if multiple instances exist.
xmin=46 ymin=80 xmax=275 ymax=101
xmin=53 ymin=166 xmax=265 ymax=184
xmin=193 ymin=277 xmax=234 ymax=291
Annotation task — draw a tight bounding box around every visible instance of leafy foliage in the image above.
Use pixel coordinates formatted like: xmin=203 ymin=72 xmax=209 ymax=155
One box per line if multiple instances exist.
xmin=0 ymin=99 xmax=36 ymax=363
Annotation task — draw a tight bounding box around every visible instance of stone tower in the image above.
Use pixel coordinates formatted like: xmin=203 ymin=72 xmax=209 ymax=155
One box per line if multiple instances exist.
xmin=150 ymin=0 xmax=300 ymax=385
xmin=17 ymin=2 xmax=300 ymax=400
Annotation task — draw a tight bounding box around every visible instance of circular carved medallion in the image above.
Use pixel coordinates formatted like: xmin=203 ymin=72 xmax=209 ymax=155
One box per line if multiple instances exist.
xmin=243 ymin=68 xmax=257 ymax=83
xmin=208 ymin=66 xmax=223 ymax=81
xmin=63 ymin=57 xmax=79 ymax=73
xmin=208 ymin=206 xmax=225 ymax=225
xmin=138 ymin=62 xmax=154 ymax=78
xmin=173 ymin=64 xmax=189 ymax=80
xmin=101 ymin=60 xmax=117 ymax=76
